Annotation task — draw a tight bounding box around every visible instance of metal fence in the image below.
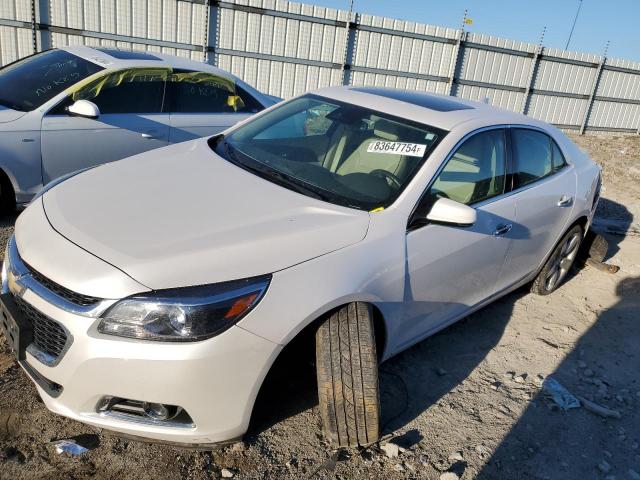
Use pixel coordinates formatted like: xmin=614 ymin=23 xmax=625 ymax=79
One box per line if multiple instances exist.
xmin=1 ymin=0 xmax=639 ymax=134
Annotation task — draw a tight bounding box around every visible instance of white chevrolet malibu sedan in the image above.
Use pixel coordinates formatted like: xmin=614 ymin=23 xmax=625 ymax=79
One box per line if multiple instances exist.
xmin=0 ymin=46 xmax=276 ymax=210
xmin=0 ymin=87 xmax=600 ymax=448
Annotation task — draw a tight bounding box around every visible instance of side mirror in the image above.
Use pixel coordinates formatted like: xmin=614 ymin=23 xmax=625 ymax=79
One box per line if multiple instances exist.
xmin=426 ymin=197 xmax=476 ymax=227
xmin=67 ymin=99 xmax=100 ymax=119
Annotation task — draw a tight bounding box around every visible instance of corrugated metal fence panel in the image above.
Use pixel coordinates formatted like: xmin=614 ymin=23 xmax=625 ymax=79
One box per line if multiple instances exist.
xmin=353 ymin=14 xmax=457 ymax=81
xmin=589 ymin=101 xmax=640 ymax=130
xmin=534 ymin=48 xmax=600 ymax=95
xmin=0 ymin=0 xmax=34 ymax=65
xmin=597 ymin=58 xmax=640 ymax=101
xmin=456 ymin=84 xmax=525 ymax=112
xmin=49 ymin=0 xmax=205 ymax=60
xmin=217 ymin=0 xmax=349 ymax=98
xmin=460 ymin=33 xmax=536 ymax=88
xmin=527 ymin=93 xmax=588 ymax=127
xmin=348 ymin=71 xmax=448 ymax=94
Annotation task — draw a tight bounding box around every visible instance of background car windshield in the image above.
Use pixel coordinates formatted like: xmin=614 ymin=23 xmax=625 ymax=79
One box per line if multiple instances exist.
xmin=0 ymin=50 xmax=103 ymax=111
xmin=218 ymin=95 xmax=444 ymax=210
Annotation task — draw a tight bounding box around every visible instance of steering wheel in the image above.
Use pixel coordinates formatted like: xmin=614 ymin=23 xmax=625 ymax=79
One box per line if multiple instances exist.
xmin=370 ymin=169 xmax=402 ymax=189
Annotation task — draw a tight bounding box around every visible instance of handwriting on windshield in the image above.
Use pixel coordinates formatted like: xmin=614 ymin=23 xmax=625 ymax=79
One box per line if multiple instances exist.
xmin=35 ymin=72 xmax=81 ymax=97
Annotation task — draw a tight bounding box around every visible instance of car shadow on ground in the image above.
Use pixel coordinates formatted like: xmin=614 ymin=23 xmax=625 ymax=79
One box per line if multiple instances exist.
xmin=476 ymin=198 xmax=638 ymax=479
xmin=476 ymin=274 xmax=640 ymax=480
xmin=593 ymin=197 xmax=635 ymax=260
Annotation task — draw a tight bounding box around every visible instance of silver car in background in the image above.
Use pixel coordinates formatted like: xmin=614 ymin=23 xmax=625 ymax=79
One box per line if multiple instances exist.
xmin=0 ymin=46 xmax=277 ymax=210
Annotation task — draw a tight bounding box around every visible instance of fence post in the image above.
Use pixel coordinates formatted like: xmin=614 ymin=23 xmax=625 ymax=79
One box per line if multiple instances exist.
xmin=580 ymin=58 xmax=605 ymax=135
xmin=522 ymin=45 xmax=542 ymax=115
xmin=342 ymin=13 xmax=358 ymax=85
xmin=205 ymin=1 xmax=219 ymax=65
xmin=447 ymin=30 xmax=466 ymax=96
xmin=34 ymin=0 xmax=52 ymax=51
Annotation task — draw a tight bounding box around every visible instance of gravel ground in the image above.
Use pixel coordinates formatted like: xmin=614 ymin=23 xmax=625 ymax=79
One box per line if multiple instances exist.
xmin=0 ymin=133 xmax=639 ymax=480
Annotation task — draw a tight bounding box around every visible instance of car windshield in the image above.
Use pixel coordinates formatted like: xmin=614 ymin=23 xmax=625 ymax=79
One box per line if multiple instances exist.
xmin=212 ymin=95 xmax=445 ymax=211
xmin=0 ymin=50 xmax=103 ymax=111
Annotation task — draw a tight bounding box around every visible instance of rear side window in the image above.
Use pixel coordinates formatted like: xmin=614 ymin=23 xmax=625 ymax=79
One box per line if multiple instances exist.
xmin=511 ymin=129 xmax=554 ymax=188
xmin=428 ymin=129 xmax=506 ymax=206
xmin=551 ymin=140 xmax=567 ymax=172
xmin=166 ymin=71 xmax=263 ymax=114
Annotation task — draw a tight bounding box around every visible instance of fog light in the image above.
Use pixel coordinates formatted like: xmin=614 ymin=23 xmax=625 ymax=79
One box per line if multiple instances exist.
xmin=143 ymin=402 xmax=170 ymax=420
xmin=96 ymin=396 xmax=194 ymax=428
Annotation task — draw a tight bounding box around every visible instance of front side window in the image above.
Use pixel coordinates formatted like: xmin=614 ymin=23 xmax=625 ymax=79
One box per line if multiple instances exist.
xmin=512 ymin=129 xmax=554 ymax=189
xmin=0 ymin=49 xmax=103 ymax=111
xmin=71 ymin=69 xmax=166 ymax=114
xmin=166 ymin=71 xmax=263 ymax=114
xmin=213 ymin=95 xmax=445 ymax=210
xmin=427 ymin=129 xmax=506 ymax=206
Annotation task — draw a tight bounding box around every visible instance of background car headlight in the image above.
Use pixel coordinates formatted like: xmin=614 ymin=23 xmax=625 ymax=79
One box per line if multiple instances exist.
xmin=98 ymin=275 xmax=271 ymax=341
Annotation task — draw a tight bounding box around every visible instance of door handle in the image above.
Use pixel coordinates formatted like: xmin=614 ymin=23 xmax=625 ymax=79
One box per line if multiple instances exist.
xmin=141 ymin=132 xmax=156 ymax=139
xmin=493 ymin=224 xmax=513 ymax=236
xmin=557 ymin=196 xmax=574 ymax=207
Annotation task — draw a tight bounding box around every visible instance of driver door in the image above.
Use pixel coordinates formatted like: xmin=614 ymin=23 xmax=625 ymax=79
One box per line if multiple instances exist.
xmin=40 ymin=69 xmax=171 ymax=183
xmin=392 ymin=128 xmax=516 ymax=351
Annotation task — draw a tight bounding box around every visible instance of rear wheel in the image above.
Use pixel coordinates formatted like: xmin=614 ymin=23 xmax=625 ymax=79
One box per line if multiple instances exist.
xmin=531 ymin=225 xmax=583 ymax=295
xmin=315 ymin=302 xmax=380 ymax=447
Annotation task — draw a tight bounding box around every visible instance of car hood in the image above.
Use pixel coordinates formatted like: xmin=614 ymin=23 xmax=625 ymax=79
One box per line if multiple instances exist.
xmin=0 ymin=105 xmax=26 ymax=123
xmin=42 ymin=138 xmax=370 ymax=290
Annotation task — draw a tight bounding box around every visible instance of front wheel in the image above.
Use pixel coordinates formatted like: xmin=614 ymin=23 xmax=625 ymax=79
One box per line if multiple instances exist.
xmin=531 ymin=224 xmax=583 ymax=295
xmin=315 ymin=302 xmax=380 ymax=447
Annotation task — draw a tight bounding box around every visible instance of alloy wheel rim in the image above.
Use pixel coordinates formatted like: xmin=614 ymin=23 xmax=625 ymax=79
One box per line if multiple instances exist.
xmin=545 ymin=233 xmax=581 ymax=291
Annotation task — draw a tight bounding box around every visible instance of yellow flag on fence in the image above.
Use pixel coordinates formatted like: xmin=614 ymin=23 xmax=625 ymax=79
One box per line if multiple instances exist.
xmin=463 ymin=17 xmax=473 ymax=25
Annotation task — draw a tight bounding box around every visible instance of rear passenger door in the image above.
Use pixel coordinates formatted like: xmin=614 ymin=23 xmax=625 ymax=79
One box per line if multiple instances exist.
xmin=496 ymin=128 xmax=576 ymax=291
xmin=166 ymin=70 xmax=264 ymax=143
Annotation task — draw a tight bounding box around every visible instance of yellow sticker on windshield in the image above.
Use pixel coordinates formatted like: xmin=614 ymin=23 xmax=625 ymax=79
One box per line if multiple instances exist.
xmin=367 ymin=141 xmax=426 ymax=157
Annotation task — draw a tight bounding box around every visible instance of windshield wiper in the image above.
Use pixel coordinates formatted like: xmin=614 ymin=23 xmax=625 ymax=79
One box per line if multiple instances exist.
xmin=222 ymin=140 xmax=330 ymax=202
xmin=0 ymin=98 xmax=24 ymax=111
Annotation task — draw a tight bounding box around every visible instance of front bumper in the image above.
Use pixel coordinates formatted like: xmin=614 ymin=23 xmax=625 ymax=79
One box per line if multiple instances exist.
xmin=1 ymin=236 xmax=282 ymax=445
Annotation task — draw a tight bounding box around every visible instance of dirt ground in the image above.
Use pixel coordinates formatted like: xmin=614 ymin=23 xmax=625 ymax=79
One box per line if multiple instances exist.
xmin=0 ymin=133 xmax=639 ymax=480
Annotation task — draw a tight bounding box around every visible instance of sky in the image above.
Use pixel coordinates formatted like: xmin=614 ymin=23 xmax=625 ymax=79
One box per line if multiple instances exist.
xmin=307 ymin=0 xmax=640 ymax=62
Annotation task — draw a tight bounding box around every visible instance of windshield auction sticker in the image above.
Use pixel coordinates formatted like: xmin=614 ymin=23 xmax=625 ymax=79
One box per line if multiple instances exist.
xmin=367 ymin=141 xmax=427 ymax=157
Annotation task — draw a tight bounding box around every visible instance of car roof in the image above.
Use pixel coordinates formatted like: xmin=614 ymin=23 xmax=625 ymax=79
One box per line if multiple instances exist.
xmin=60 ymin=45 xmax=239 ymax=81
xmin=312 ymin=85 xmax=551 ymax=132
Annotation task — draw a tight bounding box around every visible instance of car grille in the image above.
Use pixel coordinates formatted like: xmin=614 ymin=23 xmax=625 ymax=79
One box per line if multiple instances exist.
xmin=24 ymin=263 xmax=101 ymax=307
xmin=13 ymin=295 xmax=69 ymax=361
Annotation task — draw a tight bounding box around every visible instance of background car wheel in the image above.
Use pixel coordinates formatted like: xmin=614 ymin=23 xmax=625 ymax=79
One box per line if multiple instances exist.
xmin=315 ymin=302 xmax=380 ymax=447
xmin=531 ymin=224 xmax=583 ymax=295
xmin=0 ymin=173 xmax=16 ymax=214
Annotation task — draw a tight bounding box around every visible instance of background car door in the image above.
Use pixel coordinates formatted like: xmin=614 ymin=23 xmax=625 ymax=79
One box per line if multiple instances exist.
xmin=392 ymin=128 xmax=516 ymax=351
xmin=166 ymin=70 xmax=264 ymax=143
xmin=496 ymin=128 xmax=576 ymax=290
xmin=40 ymin=69 xmax=170 ymax=183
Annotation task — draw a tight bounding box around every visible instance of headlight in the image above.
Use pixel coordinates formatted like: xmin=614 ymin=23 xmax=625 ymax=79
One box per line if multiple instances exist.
xmin=98 ymin=275 xmax=271 ymax=341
